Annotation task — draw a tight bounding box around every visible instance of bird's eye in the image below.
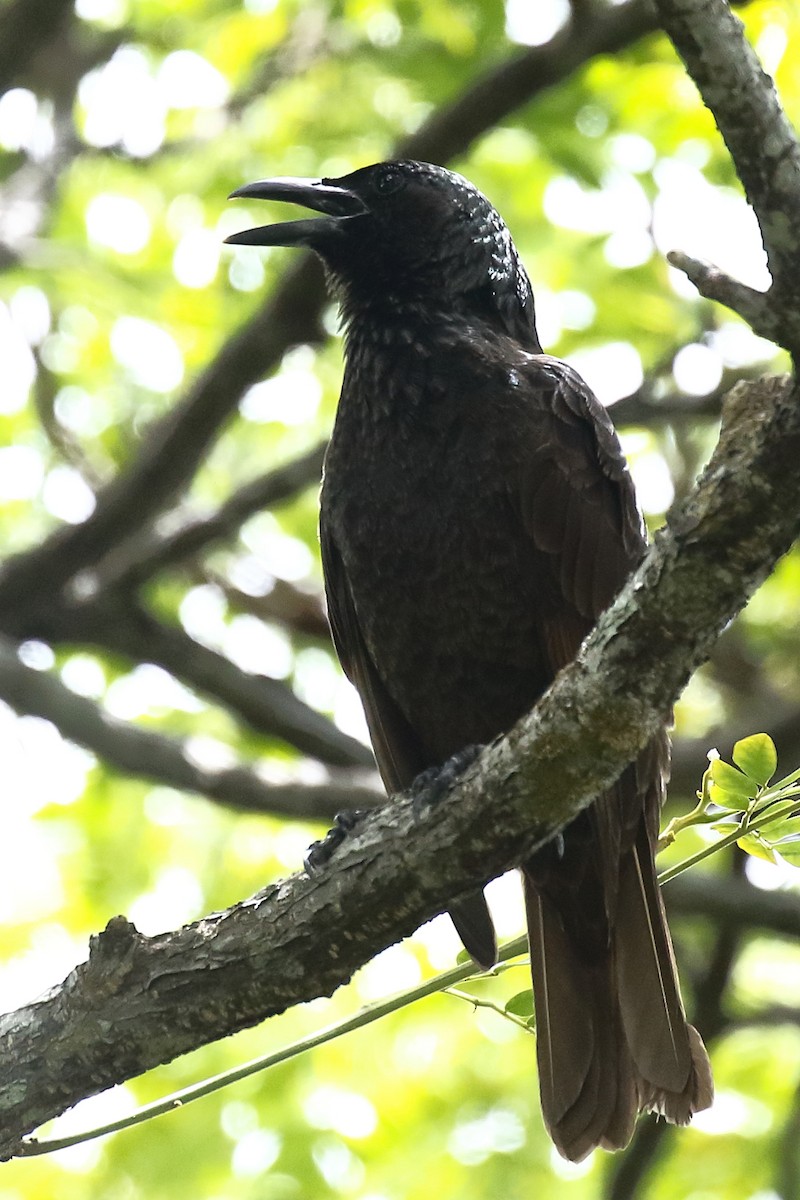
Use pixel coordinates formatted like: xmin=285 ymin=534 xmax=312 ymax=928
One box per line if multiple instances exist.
xmin=375 ymin=168 xmax=403 ymax=195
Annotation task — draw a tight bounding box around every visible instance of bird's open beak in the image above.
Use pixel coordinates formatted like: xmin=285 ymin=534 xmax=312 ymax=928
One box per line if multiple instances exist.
xmin=225 ymin=177 xmax=366 ymax=246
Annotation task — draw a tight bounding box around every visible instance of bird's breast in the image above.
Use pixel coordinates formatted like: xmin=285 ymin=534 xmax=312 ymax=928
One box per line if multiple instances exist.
xmin=321 ymin=379 xmax=554 ymax=755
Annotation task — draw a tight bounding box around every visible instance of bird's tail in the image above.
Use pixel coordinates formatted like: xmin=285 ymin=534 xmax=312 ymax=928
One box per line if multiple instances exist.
xmin=448 ymin=890 xmax=497 ymax=971
xmin=523 ymin=824 xmax=713 ymax=1162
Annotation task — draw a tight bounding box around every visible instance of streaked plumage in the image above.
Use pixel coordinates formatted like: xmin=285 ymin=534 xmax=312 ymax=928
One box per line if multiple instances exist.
xmin=227 ymin=159 xmax=713 ymax=1159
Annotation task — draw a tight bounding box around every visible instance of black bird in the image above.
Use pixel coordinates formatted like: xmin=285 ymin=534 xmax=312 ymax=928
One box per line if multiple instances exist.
xmin=226 ymin=160 xmax=713 ymax=1160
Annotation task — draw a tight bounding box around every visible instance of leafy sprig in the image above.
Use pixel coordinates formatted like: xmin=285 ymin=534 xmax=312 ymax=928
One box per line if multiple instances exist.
xmin=660 ymin=733 xmax=800 ymax=880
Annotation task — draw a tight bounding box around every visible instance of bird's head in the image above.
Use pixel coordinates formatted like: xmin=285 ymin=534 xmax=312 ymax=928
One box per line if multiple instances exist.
xmin=226 ymin=159 xmax=540 ymax=346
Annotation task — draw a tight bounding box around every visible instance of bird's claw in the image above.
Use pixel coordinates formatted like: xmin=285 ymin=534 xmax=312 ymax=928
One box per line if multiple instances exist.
xmin=304 ymin=808 xmax=369 ymax=875
xmin=410 ymin=744 xmax=483 ymax=818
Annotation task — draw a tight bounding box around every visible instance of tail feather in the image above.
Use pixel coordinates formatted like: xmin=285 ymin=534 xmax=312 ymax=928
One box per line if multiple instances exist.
xmin=448 ymin=890 xmax=497 ymax=970
xmin=524 ymin=878 xmax=638 ymax=1161
xmin=615 ymin=827 xmax=713 ymax=1115
xmin=524 ymin=883 xmax=593 ymax=1127
xmin=615 ymin=832 xmax=692 ymax=1092
xmin=523 ymin=822 xmax=713 ymax=1162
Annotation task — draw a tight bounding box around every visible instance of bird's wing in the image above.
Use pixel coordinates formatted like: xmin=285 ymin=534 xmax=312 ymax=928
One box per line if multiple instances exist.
xmin=319 ymin=512 xmax=497 ymax=968
xmin=516 ymin=358 xmax=706 ymax=1158
xmin=517 ymin=355 xmax=649 ymax=864
xmin=518 ymin=355 xmax=645 ymax=638
xmin=319 ymin=512 xmax=426 ymax=792
xmin=515 ymin=354 xmax=650 ymax=884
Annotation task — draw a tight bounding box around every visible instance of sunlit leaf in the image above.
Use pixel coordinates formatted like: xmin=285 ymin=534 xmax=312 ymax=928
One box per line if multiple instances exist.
xmin=776 ymin=841 xmax=800 ymax=867
xmin=762 ymin=814 xmax=800 ymax=843
xmin=709 ymin=758 xmax=759 ymax=805
xmin=732 ymin=733 xmax=777 ymax=786
xmin=737 ymin=832 xmax=777 ymax=863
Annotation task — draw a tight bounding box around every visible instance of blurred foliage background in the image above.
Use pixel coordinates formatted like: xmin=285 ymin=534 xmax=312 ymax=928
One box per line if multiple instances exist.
xmin=2 ymin=0 xmax=800 ymax=1197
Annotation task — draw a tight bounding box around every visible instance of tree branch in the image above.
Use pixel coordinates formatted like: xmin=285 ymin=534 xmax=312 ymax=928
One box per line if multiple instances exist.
xmin=22 ymin=597 xmax=374 ymax=770
xmin=656 ymin=0 xmax=800 ymax=349
xmin=0 ymin=635 xmax=377 ymax=821
xmin=2 ymin=369 xmax=800 ymax=1155
xmin=0 ymin=0 xmax=74 ymax=95
xmin=209 ymin=574 xmax=331 ymax=641
xmin=393 ymin=0 xmax=657 ymax=164
xmin=666 ymin=250 xmax=780 ymax=344
xmin=91 ymin=440 xmax=328 ymax=592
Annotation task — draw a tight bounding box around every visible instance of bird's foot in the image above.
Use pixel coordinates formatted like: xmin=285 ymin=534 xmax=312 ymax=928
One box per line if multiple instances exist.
xmin=304 ymin=808 xmax=370 ymax=876
xmin=410 ymin=744 xmax=483 ymax=817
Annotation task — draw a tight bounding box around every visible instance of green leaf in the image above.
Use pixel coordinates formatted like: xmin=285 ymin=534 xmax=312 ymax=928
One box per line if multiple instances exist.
xmin=737 ymin=832 xmax=777 ymax=863
xmin=709 ymin=758 xmax=759 ymax=805
xmin=708 ymin=790 xmax=747 ymax=812
xmin=776 ymin=842 xmax=800 ymax=867
xmin=504 ymin=990 xmax=535 ymax=1020
xmin=710 ymin=819 xmax=741 ymax=833
xmin=732 ymin=734 xmax=777 ymax=786
xmin=764 ymin=814 xmax=800 ymax=842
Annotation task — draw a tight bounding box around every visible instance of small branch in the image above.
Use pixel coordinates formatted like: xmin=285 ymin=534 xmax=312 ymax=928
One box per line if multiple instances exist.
xmin=29 ymin=597 xmax=374 ymax=770
xmin=666 ymin=250 xmax=779 ymax=343
xmin=665 ymin=866 xmax=800 ymax=940
xmin=209 ymin=574 xmax=331 ymax=642
xmin=444 ymin=987 xmax=534 ymax=1033
xmin=734 ymin=1006 xmax=800 ymax=1030
xmin=31 ymin=347 xmax=106 ymax=487
xmin=655 ymin=0 xmax=800 ymax=350
xmin=0 ymin=635 xmax=378 ymax=821
xmin=92 ymin=440 xmax=328 ymax=592
xmin=610 ymin=364 xmax=761 ymax=427
xmin=690 ymin=850 xmax=746 ymax=1039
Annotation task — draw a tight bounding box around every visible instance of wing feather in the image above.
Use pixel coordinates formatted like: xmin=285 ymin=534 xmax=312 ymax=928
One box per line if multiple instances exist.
xmin=320 ymin=512 xmax=497 ymax=968
xmin=516 ymin=358 xmax=710 ymax=1158
xmin=320 ymin=513 xmax=425 ymax=793
xmin=518 ymin=358 xmax=644 ymax=632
